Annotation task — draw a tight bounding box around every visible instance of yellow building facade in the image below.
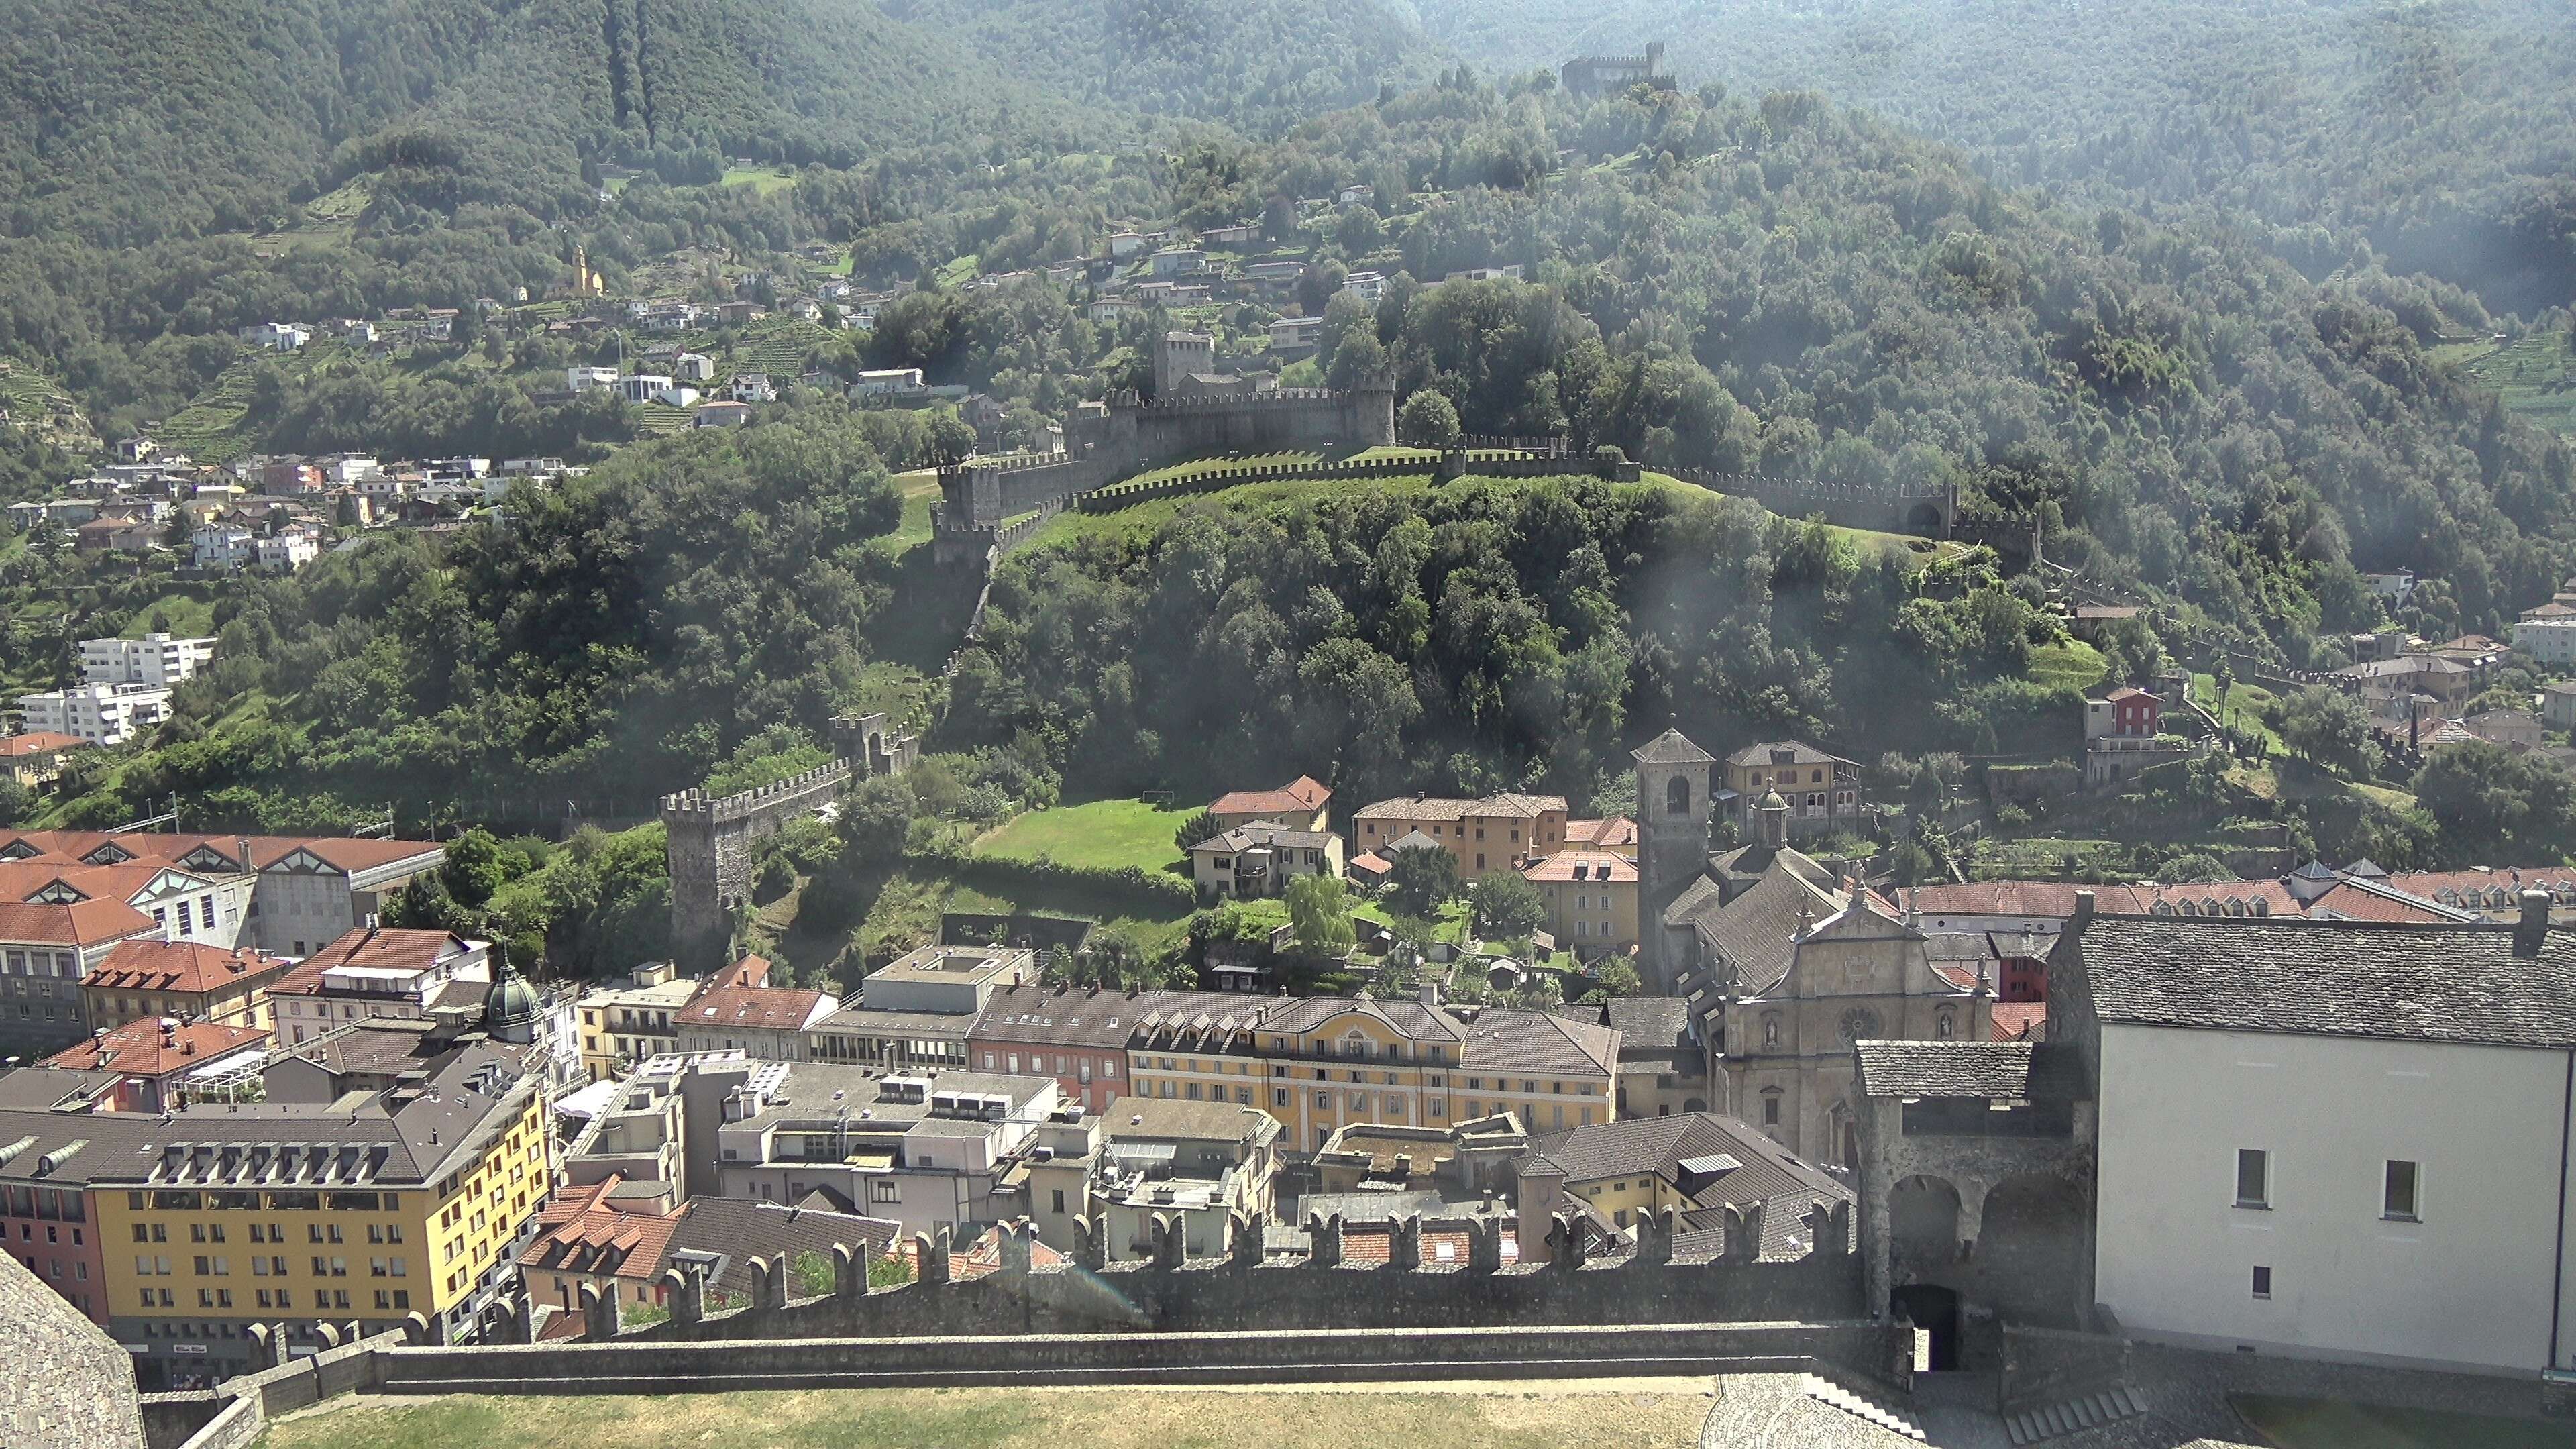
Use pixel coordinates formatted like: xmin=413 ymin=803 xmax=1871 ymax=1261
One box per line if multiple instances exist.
xmin=1123 ymin=998 xmax=1618 ymax=1155
xmin=94 ymin=1049 xmax=551 ymax=1385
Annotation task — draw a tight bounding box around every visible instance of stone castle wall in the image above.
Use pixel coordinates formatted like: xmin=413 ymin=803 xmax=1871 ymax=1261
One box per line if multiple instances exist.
xmin=660 ymin=710 xmax=916 ymax=969
xmin=1665 ymin=466 xmax=1957 ymax=537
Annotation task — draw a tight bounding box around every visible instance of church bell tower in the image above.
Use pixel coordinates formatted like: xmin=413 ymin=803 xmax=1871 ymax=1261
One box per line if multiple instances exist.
xmin=1633 ymin=725 xmax=1715 ymax=992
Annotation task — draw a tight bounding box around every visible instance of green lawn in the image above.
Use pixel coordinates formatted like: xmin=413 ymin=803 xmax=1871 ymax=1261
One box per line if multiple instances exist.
xmin=888 ymin=469 xmax=943 ymax=549
xmin=2027 ymin=640 xmax=2109 ymax=692
xmin=720 ymin=166 xmax=798 ymax=195
xmin=2232 ymin=1393 xmax=2576 ymax=1449
xmin=254 ymin=1385 xmax=1713 ymax=1449
xmin=971 ymin=797 xmax=1191 ymax=873
xmin=118 ymin=589 xmax=217 ymax=638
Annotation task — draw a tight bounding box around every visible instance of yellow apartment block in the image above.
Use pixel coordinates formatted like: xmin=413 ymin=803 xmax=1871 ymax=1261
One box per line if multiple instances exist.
xmin=93 ymin=1041 xmax=550 ymax=1386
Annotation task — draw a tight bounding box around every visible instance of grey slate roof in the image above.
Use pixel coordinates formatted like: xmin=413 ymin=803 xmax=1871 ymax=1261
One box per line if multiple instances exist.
xmin=1699 ymin=861 xmax=1848 ymax=992
xmin=1854 ymin=1040 xmax=2035 ymax=1099
xmin=1456 ymin=1008 xmax=1619 ymax=1077
xmin=2080 ymin=916 xmax=2576 ymax=1046
xmin=1631 ymin=728 xmax=1716 ymax=765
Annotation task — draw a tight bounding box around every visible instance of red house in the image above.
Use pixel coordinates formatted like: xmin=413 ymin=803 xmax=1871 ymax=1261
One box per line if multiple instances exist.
xmin=2084 ymin=686 xmax=2163 ymax=740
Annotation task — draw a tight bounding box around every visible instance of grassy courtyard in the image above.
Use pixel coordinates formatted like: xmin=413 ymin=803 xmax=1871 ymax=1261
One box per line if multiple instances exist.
xmin=2233 ymin=1393 xmax=2576 ymax=1448
xmin=254 ymin=1383 xmax=1715 ymax=1449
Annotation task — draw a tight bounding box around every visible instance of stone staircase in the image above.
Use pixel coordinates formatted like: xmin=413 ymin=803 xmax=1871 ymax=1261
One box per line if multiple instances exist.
xmin=1801 ymin=1369 xmax=1929 ymax=1441
xmin=2004 ymin=1385 xmax=2151 ymax=1444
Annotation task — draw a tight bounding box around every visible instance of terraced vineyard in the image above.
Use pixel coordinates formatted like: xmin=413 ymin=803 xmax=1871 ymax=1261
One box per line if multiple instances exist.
xmin=732 ymin=318 xmax=838 ymax=379
xmin=2437 ymin=331 xmax=2576 ymax=436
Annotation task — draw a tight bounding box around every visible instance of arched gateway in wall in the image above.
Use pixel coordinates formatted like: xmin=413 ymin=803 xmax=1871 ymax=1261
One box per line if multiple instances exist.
xmin=1853 ymin=1040 xmax=2094 ymax=1370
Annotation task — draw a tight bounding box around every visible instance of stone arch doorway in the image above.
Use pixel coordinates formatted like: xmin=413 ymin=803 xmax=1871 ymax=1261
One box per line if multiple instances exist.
xmin=1888 ymin=1174 xmax=1962 ymax=1289
xmin=1973 ymin=1171 xmax=2090 ymax=1329
xmin=1890 ymin=1283 xmax=1962 ymax=1371
xmin=1907 ymin=502 xmax=1946 ymax=535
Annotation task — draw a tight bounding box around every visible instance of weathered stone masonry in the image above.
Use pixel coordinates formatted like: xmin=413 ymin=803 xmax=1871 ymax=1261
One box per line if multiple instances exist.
xmin=659 ymin=712 xmax=916 ymax=969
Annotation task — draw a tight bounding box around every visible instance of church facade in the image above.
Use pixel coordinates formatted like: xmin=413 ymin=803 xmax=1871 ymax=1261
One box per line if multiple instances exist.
xmin=1631 ymin=727 xmax=1992 ymax=1166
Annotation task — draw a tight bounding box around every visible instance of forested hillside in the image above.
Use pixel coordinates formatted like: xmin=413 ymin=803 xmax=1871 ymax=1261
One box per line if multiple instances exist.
xmin=881 ymin=0 xmax=1443 ymax=137
xmin=1417 ymin=0 xmax=2576 ymax=315
xmin=0 ymin=0 xmax=1106 ymax=246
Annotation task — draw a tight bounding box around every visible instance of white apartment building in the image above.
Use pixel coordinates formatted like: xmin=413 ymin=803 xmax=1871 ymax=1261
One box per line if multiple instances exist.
xmin=2514 ymin=616 xmax=2576 ymax=667
xmin=258 ymin=530 xmax=320 ymax=572
xmin=190 ymin=525 xmax=255 ymax=570
xmin=2069 ymin=904 xmax=2576 ymax=1377
xmin=1344 ymin=270 xmax=1388 ymax=302
xmin=79 ymin=633 xmax=215 ymax=689
xmin=17 ymin=681 xmax=174 ymax=745
xmin=567 ymin=366 xmax=619 ymax=392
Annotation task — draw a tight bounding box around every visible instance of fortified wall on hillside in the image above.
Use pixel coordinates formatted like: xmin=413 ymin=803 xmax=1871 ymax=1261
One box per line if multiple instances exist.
xmin=932 ymin=334 xmax=1395 ymax=564
xmin=660 ymin=713 xmax=917 ymax=969
xmin=1664 ymin=466 xmax=1960 ymax=537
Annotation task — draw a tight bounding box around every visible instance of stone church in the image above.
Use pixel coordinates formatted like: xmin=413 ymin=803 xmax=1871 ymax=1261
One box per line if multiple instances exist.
xmin=1633 ymin=727 xmax=1992 ymax=1167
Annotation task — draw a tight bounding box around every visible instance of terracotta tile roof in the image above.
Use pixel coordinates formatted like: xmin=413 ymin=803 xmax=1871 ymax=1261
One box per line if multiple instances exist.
xmin=2382 ymin=867 xmax=2576 ymax=912
xmin=680 ymin=985 xmax=834 ymax=1033
xmin=0 ymin=830 xmax=433 ymax=875
xmin=282 ymin=838 xmax=445 ymax=874
xmin=2125 ymin=879 xmax=2302 ymax=918
xmin=272 ymin=927 xmax=476 ymax=995
xmin=1990 ymin=1002 xmax=2047 ymax=1041
xmin=517 ymin=1179 xmax=685 ymax=1283
xmin=1521 ymin=852 xmax=1636 ymax=883
xmin=0 ymin=860 xmax=184 ymax=904
xmin=0 ymin=731 xmax=87 ymax=757
xmin=704 ymin=954 xmax=772 ymax=991
xmin=1899 ymin=881 xmax=2097 ymax=920
xmin=1352 ymin=792 xmax=1567 ymax=822
xmin=1563 ymin=817 xmax=1637 ymax=849
xmin=44 ymin=1017 xmax=268 ymax=1077
xmin=0 ymin=897 xmax=157 ymax=946
xmin=2298 ymin=881 xmax=2460 ymax=924
xmin=84 ymin=938 xmax=291 ymax=994
xmin=1210 ymin=775 xmax=1331 ymax=817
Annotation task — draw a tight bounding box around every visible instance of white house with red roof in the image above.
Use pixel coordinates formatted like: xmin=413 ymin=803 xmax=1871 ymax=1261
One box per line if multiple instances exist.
xmin=266 ymin=925 xmax=492 ymax=1046
xmin=1207 ymin=775 xmax=1332 ymax=832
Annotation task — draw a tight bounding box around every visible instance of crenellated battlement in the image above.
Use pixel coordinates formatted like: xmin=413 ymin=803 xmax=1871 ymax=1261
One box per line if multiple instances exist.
xmin=469 ymin=1200 xmax=1864 ymax=1352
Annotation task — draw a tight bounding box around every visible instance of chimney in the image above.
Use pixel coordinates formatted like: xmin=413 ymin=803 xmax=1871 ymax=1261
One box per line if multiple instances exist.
xmin=2516 ymin=888 xmax=2551 ymax=959
xmin=2071 ymin=890 xmax=2096 ymax=929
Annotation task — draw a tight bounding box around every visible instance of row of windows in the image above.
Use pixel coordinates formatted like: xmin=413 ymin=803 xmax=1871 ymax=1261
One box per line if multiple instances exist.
xmin=137 ymin=1286 xmax=403 ymax=1312
xmin=13 ymin=1221 xmax=81 ymax=1246
xmin=19 ymin=1251 xmax=89 ymax=1283
xmin=2234 ymin=1149 xmax=2422 ymax=1221
xmin=139 ymin=1254 xmax=409 ymax=1279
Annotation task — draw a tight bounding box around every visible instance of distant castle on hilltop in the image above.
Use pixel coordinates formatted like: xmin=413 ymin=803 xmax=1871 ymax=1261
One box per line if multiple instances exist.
xmin=932 ymin=331 xmax=1394 ymax=563
xmin=1561 ymin=42 xmax=1674 ymax=97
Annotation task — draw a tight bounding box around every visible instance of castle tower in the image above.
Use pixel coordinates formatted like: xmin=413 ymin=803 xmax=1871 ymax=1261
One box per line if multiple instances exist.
xmin=1633 ymin=726 xmax=1715 ymax=991
xmin=1153 ymin=330 xmax=1214 ymax=399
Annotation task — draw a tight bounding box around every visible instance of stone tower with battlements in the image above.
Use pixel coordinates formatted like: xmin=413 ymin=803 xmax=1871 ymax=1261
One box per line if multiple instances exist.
xmin=1633 ymin=727 xmax=1715 ymax=992
xmin=659 ymin=714 xmax=916 ymax=971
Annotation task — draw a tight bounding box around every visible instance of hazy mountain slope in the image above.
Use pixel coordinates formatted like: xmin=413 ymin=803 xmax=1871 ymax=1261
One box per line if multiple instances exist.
xmin=0 ymin=0 xmax=1118 ymax=246
xmin=879 ymin=0 xmax=1446 ymax=136
xmin=1415 ymin=0 xmax=2576 ymax=313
